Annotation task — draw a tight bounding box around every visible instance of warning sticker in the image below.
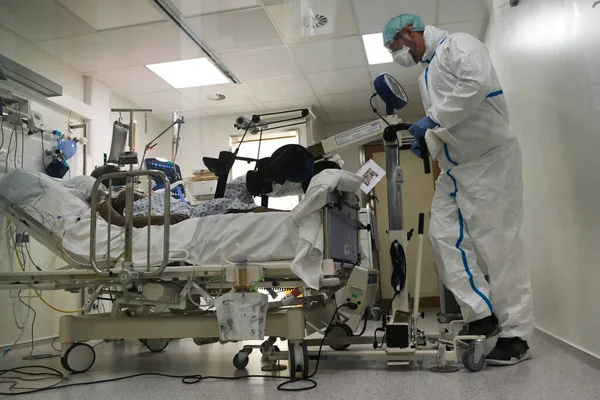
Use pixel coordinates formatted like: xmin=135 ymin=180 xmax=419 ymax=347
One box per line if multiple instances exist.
xmin=335 ymin=121 xmax=382 ymax=146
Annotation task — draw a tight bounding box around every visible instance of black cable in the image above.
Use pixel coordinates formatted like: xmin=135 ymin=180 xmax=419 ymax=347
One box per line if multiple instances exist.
xmin=0 ymin=304 xmax=357 ymax=395
xmin=370 ymin=94 xmax=392 ymax=127
xmin=24 ymin=243 xmax=42 ymax=272
xmin=18 ymin=293 xmax=56 ymax=361
xmin=355 ymin=307 xmax=370 ymax=337
xmin=390 ymin=240 xmax=407 ymax=293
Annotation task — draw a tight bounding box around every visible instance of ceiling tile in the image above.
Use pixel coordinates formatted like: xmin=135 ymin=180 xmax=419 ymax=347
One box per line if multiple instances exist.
xmin=244 ymin=75 xmax=315 ymax=102
xmin=179 ymin=84 xmax=257 ymax=109
xmin=36 ymin=31 xmax=139 ymax=73
xmin=368 ymin=63 xmax=424 ymax=88
xmin=352 ymin=0 xmax=438 ymax=34
xmin=438 ymin=0 xmax=489 ymax=25
xmin=318 ymin=90 xmax=374 ymax=114
xmin=186 ymin=8 xmax=283 ymax=54
xmin=266 ymin=0 xmax=359 ymax=44
xmin=439 ymin=20 xmax=485 ymax=39
xmin=127 ymin=90 xmax=199 ymax=114
xmin=220 ymin=47 xmax=300 ymax=81
xmin=289 ymin=36 xmax=366 ymax=74
xmin=0 ymin=0 xmax=94 ymax=42
xmin=170 ymin=0 xmax=260 ymax=17
xmin=204 ymin=105 xmax=262 ymax=117
xmin=307 ymin=67 xmax=371 ymax=96
xmin=57 ymin=0 xmax=165 ymax=30
xmin=328 ymin=109 xmax=378 ymax=124
xmin=117 ymin=22 xmax=207 ymax=65
xmin=263 ymin=97 xmax=320 ymax=111
xmin=157 ymin=110 xmax=206 ymax=121
xmin=89 ymin=65 xmax=172 ymax=97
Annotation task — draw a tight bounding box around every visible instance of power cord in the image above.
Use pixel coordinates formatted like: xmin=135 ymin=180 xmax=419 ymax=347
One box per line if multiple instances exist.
xmin=369 ymin=94 xmax=392 ymax=127
xmin=17 ymin=294 xmax=57 ymax=361
xmin=390 ymin=240 xmax=407 ymax=293
xmin=0 ymin=304 xmax=357 ymax=395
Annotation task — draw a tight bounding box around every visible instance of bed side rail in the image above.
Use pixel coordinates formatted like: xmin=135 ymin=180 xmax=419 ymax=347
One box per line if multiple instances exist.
xmin=90 ymin=170 xmax=170 ymax=277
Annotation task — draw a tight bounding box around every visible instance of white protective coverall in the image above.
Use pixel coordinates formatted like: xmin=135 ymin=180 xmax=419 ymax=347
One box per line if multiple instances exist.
xmin=418 ymin=25 xmax=534 ymax=339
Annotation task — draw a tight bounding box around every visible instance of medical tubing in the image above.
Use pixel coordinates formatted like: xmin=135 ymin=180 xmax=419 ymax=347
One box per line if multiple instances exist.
xmin=13 ymin=241 xmax=83 ymax=314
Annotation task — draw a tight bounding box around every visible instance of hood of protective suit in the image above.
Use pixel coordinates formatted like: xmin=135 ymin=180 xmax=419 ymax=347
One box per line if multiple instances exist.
xmin=421 ymin=25 xmax=449 ymax=65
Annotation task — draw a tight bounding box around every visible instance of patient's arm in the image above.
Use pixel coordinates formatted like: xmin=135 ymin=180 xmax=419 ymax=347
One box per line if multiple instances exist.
xmin=97 ymin=196 xmax=189 ymax=227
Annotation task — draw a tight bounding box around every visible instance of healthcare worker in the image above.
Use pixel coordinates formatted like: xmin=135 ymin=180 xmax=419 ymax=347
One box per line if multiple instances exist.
xmin=382 ymin=14 xmax=534 ymax=365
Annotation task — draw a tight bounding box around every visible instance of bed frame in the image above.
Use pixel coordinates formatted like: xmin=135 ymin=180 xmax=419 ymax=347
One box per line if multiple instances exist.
xmin=0 ymin=170 xmax=370 ymax=377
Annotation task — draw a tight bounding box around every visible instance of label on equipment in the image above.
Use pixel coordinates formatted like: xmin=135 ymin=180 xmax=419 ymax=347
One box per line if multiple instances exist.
xmin=395 ymin=166 xmax=404 ymax=186
xmin=335 ymin=121 xmax=382 ymax=146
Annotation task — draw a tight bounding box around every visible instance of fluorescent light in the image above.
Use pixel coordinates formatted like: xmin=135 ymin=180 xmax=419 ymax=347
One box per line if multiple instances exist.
xmin=146 ymin=58 xmax=230 ymax=89
xmin=362 ymin=33 xmax=393 ymax=65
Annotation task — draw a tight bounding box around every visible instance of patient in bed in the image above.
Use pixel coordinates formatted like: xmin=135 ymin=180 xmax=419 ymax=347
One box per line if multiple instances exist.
xmin=89 ymin=166 xmax=281 ymax=228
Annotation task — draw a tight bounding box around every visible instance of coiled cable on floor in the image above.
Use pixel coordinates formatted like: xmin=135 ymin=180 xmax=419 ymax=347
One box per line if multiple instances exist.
xmin=0 ymin=304 xmax=358 ymax=395
xmin=390 ymin=240 xmax=407 ymax=293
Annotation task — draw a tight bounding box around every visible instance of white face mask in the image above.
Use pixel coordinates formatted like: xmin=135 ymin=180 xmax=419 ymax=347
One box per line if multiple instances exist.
xmin=392 ymin=46 xmax=416 ymax=67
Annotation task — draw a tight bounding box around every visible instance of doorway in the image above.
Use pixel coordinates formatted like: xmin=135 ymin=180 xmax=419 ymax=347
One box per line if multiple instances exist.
xmin=364 ymin=144 xmax=441 ymax=308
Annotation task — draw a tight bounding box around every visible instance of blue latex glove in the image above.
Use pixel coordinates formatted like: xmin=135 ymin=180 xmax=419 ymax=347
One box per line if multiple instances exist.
xmin=410 ymin=141 xmax=422 ymax=158
xmin=408 ymin=116 xmax=438 ymax=138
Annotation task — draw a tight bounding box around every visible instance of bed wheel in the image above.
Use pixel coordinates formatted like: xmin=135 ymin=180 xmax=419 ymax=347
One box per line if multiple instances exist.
xmin=139 ymin=339 xmax=147 ymax=345
xmin=288 ymin=343 xmax=309 ymax=379
xmin=233 ymin=350 xmax=251 ymax=369
xmin=327 ymin=324 xmax=353 ymax=351
xmin=145 ymin=338 xmax=169 ymax=352
xmin=462 ymin=340 xmax=486 ymax=372
xmin=61 ymin=343 xmax=96 ymax=374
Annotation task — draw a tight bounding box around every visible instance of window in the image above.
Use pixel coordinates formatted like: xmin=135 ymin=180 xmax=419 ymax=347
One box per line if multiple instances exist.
xmin=230 ymin=131 xmax=300 ymax=211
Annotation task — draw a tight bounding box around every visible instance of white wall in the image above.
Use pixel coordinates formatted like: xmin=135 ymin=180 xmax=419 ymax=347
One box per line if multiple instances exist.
xmin=484 ymin=0 xmax=600 ymax=357
xmin=0 ymin=23 xmax=90 ymax=349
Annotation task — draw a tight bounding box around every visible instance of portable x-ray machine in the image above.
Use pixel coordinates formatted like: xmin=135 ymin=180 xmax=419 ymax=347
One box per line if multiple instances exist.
xmin=265 ymin=74 xmax=488 ymax=373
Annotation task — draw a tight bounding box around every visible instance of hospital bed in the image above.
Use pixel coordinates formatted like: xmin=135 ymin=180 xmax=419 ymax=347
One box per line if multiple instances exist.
xmin=0 ymin=168 xmax=373 ymax=376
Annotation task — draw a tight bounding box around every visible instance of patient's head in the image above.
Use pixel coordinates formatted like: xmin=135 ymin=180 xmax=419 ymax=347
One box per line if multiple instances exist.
xmin=91 ymin=165 xmax=126 ymax=187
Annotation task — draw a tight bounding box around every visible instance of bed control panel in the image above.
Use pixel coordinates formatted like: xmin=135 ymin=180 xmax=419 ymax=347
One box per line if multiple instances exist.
xmin=324 ymin=191 xmax=360 ymax=265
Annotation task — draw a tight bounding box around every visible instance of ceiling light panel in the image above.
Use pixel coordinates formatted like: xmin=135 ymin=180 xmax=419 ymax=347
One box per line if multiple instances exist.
xmin=362 ymin=33 xmax=393 ymax=65
xmin=146 ymin=58 xmax=230 ymax=89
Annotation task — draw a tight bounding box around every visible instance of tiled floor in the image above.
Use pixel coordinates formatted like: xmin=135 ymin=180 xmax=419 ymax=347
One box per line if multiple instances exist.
xmin=2 ymin=313 xmax=599 ymax=399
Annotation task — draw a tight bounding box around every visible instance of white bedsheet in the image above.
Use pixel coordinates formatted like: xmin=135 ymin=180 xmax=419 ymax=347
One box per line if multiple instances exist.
xmin=0 ymin=169 xmax=362 ymax=287
xmin=0 ymin=170 xmax=296 ymax=269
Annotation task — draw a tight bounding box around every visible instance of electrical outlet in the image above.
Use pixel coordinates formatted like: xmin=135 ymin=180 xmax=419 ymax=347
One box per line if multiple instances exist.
xmin=16 ymin=233 xmax=29 ymax=244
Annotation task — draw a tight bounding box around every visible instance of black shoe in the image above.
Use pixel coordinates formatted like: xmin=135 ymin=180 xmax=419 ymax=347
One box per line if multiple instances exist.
xmin=486 ymin=337 xmax=531 ymax=366
xmin=458 ymin=314 xmax=500 ymax=337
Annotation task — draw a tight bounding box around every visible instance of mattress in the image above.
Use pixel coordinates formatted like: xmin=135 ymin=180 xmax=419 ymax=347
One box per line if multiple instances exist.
xmin=0 ymin=169 xmax=298 ymax=269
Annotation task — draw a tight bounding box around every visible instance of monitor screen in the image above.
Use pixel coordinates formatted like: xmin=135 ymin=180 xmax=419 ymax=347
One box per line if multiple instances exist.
xmin=108 ymin=121 xmax=128 ymax=164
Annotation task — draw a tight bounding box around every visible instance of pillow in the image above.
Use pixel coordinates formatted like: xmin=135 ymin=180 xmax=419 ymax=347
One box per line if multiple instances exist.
xmin=62 ymin=175 xmax=105 ymax=203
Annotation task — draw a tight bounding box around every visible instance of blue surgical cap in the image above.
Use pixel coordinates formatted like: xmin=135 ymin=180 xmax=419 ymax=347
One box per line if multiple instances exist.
xmin=382 ymin=14 xmax=426 ymax=46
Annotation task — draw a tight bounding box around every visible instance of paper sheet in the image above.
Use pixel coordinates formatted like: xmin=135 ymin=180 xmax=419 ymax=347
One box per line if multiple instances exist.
xmin=356 ymin=159 xmax=386 ymax=194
